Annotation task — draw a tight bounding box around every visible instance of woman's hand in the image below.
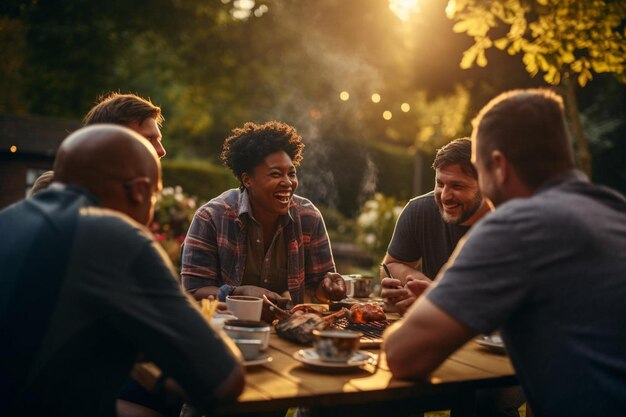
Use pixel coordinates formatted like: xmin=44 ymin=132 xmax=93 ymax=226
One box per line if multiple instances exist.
xmin=316 ymin=272 xmax=347 ymax=302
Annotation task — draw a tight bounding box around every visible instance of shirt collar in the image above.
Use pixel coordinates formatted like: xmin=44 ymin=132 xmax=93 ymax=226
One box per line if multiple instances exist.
xmin=535 ymin=169 xmax=588 ymax=194
xmin=237 ymin=188 xmax=294 ymax=225
xmin=48 ymin=182 xmax=101 ymax=205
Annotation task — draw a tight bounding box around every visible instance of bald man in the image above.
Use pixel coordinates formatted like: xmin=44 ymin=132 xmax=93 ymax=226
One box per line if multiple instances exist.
xmin=0 ymin=125 xmax=244 ymax=417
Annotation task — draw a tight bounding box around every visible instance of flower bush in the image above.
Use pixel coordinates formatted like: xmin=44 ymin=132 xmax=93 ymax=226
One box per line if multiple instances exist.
xmin=355 ymin=193 xmax=404 ymax=260
xmin=150 ymin=186 xmax=198 ymax=266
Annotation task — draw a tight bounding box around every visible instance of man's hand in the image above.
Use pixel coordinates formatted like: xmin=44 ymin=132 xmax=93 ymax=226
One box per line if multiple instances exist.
xmin=382 ymin=275 xmax=432 ymax=315
xmin=316 ymin=272 xmax=347 ymax=302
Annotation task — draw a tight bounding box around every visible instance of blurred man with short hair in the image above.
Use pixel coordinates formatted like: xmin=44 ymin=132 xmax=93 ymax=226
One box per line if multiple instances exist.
xmin=84 ymin=92 xmax=166 ymax=158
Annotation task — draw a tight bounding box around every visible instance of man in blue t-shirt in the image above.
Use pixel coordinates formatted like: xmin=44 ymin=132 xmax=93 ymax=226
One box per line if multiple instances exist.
xmin=383 ymin=89 xmax=626 ymax=417
xmin=0 ymin=125 xmax=244 ymax=417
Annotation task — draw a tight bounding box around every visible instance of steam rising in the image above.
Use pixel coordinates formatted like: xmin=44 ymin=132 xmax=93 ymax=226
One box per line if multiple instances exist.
xmin=248 ymin=2 xmax=384 ymax=213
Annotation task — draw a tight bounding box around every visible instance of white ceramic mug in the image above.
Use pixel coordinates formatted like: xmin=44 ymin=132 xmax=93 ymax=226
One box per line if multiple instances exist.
xmin=341 ymin=276 xmax=355 ymax=298
xmin=226 ymin=295 xmax=263 ymax=321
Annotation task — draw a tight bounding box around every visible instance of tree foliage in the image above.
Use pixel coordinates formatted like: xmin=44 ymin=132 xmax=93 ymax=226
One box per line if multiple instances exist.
xmin=446 ymin=0 xmax=626 ymax=177
xmin=446 ymin=0 xmax=626 ymax=87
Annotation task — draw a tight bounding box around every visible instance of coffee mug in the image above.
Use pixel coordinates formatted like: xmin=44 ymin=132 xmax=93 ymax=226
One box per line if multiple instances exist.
xmin=341 ymin=275 xmax=355 ymax=298
xmin=312 ymin=329 xmax=362 ymax=362
xmin=353 ymin=276 xmax=374 ymax=298
xmin=226 ymin=295 xmax=263 ymax=321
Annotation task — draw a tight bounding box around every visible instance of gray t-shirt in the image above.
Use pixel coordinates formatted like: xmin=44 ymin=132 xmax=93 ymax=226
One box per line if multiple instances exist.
xmin=387 ymin=192 xmax=469 ymax=279
xmin=1 ymin=188 xmax=239 ymax=417
xmin=428 ymin=171 xmax=626 ymax=417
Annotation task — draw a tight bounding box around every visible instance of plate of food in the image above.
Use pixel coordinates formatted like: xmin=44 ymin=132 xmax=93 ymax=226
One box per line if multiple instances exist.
xmin=475 ymin=334 xmax=506 ymax=354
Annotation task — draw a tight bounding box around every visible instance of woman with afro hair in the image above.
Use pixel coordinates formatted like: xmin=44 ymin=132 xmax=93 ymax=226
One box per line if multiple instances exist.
xmin=181 ymin=121 xmax=346 ymax=315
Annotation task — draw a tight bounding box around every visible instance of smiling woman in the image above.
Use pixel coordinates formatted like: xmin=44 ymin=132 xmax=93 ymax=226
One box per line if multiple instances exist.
xmin=180 ymin=121 xmax=347 ymax=311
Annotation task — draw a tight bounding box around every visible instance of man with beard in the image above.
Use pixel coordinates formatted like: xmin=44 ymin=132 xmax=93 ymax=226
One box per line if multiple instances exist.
xmin=381 ymin=138 xmax=491 ymax=314
xmin=383 ymin=89 xmax=626 ymax=417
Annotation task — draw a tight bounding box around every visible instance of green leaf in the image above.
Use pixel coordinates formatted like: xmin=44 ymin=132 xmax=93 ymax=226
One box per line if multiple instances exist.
xmin=476 ymin=50 xmax=488 ymax=67
xmin=460 ymin=46 xmax=478 ymax=69
xmin=452 ymin=20 xmax=472 ymax=34
xmin=523 ymin=53 xmax=538 ymax=76
xmin=561 ymin=50 xmax=575 ymax=64
xmin=571 ymin=60 xmax=583 ymax=72
xmin=494 ymin=37 xmax=509 ymax=50
xmin=591 ymin=60 xmax=610 ymax=73
xmin=543 ymin=66 xmax=560 ymax=85
xmin=537 ymin=54 xmax=550 ymax=72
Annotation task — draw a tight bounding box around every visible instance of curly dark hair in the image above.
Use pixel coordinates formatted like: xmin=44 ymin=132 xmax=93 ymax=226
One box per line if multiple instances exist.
xmin=221 ymin=121 xmax=305 ymax=188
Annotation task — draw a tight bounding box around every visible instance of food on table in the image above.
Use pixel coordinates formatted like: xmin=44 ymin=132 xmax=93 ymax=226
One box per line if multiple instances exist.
xmin=200 ymin=298 xmax=219 ymax=320
xmin=264 ymin=295 xmax=348 ymax=344
xmin=288 ymin=303 xmax=328 ymax=315
xmin=349 ymin=303 xmax=386 ymax=324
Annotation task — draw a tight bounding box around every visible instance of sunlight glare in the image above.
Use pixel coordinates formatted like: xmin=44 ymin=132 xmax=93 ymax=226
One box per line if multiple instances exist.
xmin=383 ymin=111 xmax=392 ymax=120
xmin=371 ymin=93 xmax=381 ymax=103
xmin=231 ymin=0 xmax=255 ymax=20
xmin=340 ymin=91 xmax=350 ymax=101
xmin=254 ymin=5 xmax=269 ymax=17
xmin=401 ymin=102 xmax=410 ymax=112
xmin=389 ymin=0 xmax=421 ymax=22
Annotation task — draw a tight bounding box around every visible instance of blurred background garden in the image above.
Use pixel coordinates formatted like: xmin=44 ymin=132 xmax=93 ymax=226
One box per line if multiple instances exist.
xmin=1 ymin=0 xmax=624 ymax=276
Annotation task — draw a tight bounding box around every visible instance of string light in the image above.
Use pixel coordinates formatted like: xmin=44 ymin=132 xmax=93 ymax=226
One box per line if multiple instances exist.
xmin=371 ymin=93 xmax=381 ymax=103
xmin=383 ymin=111 xmax=392 ymax=120
xmin=339 ymin=91 xmax=350 ymax=101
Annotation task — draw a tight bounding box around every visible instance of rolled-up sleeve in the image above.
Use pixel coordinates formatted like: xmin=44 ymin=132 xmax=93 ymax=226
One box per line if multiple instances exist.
xmin=181 ymin=207 xmax=221 ymax=291
xmin=304 ymin=209 xmax=335 ymax=289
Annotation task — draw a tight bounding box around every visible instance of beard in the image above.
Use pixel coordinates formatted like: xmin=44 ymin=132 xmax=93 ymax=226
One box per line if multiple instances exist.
xmin=437 ymin=191 xmax=484 ymax=225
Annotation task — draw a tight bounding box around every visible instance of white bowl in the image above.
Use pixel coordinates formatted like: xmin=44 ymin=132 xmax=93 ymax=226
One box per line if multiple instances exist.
xmin=210 ymin=314 xmax=238 ymax=332
xmin=223 ymin=320 xmax=270 ymax=350
xmin=234 ymin=339 xmax=264 ymax=360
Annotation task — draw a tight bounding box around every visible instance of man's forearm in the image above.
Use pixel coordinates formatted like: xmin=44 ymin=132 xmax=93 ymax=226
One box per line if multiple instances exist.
xmin=381 ymin=261 xmax=428 ymax=285
xmin=383 ymin=298 xmax=475 ymax=380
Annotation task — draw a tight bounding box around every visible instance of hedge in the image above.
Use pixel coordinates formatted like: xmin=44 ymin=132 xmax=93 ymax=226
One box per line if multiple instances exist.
xmin=161 ymin=160 xmax=238 ymax=205
xmin=162 ymin=140 xmax=431 ymax=218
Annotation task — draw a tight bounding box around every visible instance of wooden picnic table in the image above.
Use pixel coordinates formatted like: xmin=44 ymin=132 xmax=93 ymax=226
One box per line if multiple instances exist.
xmin=214 ymin=328 xmax=517 ymax=416
xmin=134 ymin=315 xmax=517 ymax=417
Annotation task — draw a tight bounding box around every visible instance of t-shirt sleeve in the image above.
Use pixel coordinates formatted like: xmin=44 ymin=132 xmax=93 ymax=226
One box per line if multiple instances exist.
xmin=181 ymin=207 xmax=221 ymax=291
xmin=426 ymin=212 xmax=531 ymax=334
xmin=97 ymin=235 xmax=239 ymax=407
xmin=387 ymin=199 xmax=423 ymax=262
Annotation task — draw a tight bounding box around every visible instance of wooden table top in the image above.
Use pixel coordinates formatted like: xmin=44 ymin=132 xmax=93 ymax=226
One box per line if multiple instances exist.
xmin=215 ymin=330 xmax=517 ymax=415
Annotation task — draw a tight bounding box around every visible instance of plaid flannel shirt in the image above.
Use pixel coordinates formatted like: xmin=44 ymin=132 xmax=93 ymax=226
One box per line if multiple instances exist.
xmin=181 ymin=188 xmax=336 ymax=304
